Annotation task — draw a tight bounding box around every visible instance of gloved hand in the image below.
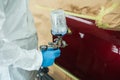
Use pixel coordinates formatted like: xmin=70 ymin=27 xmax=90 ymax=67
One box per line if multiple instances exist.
xmin=41 ymin=48 xmax=61 ymax=67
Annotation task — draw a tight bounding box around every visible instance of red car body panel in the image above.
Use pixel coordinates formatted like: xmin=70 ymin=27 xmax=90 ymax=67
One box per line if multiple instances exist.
xmin=55 ymin=16 xmax=120 ymax=80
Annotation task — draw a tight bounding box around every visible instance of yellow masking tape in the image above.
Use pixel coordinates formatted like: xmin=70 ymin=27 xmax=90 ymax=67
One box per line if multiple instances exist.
xmin=96 ymin=3 xmax=119 ymax=28
xmin=36 ymin=3 xmax=118 ymax=28
xmin=36 ymin=5 xmax=97 ymax=20
xmin=65 ymin=11 xmax=97 ymax=20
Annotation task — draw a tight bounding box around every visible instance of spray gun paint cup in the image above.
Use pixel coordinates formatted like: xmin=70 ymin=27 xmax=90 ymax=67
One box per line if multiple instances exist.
xmin=51 ymin=9 xmax=68 ymax=36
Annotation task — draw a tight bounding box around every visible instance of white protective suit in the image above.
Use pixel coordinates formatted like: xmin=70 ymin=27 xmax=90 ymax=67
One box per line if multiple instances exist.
xmin=0 ymin=0 xmax=43 ymax=80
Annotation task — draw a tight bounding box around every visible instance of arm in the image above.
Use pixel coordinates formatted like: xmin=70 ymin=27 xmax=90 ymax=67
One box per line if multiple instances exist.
xmin=0 ymin=1 xmax=42 ymax=71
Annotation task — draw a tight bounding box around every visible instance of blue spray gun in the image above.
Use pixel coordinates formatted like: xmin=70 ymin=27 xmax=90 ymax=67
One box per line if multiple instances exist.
xmin=35 ymin=10 xmax=68 ymax=80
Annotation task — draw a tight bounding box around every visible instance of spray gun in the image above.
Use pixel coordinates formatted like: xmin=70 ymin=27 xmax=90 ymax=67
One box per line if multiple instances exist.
xmin=35 ymin=10 xmax=68 ymax=80
xmin=40 ymin=9 xmax=68 ymax=50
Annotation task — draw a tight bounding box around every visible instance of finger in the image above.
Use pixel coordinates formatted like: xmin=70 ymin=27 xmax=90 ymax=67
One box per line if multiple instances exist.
xmin=47 ymin=47 xmax=59 ymax=51
xmin=54 ymin=49 xmax=61 ymax=57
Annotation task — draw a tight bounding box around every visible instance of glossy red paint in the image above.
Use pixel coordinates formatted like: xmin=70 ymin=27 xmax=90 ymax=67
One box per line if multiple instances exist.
xmin=55 ymin=16 xmax=120 ymax=80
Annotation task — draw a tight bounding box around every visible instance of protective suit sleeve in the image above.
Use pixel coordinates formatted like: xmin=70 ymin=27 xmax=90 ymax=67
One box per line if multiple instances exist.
xmin=0 ymin=40 xmax=43 ymax=71
xmin=0 ymin=1 xmax=43 ymax=71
